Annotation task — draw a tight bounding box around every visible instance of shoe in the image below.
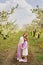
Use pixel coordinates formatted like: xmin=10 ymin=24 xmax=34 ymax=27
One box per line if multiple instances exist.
xmin=23 ymin=59 xmax=27 ymax=62
xmin=17 ymin=58 xmax=19 ymax=60
xmin=19 ymin=59 xmax=24 ymax=62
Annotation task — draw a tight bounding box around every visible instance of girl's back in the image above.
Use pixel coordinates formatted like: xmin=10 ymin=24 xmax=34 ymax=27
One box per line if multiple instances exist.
xmin=17 ymin=36 xmax=24 ymax=59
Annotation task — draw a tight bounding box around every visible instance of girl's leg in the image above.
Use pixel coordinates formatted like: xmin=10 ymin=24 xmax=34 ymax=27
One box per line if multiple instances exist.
xmin=24 ymin=56 xmax=28 ymax=60
xmin=22 ymin=56 xmax=28 ymax=62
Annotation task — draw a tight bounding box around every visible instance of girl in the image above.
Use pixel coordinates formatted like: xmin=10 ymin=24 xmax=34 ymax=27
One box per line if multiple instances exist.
xmin=22 ymin=37 xmax=28 ymax=62
xmin=17 ymin=36 xmax=24 ymax=61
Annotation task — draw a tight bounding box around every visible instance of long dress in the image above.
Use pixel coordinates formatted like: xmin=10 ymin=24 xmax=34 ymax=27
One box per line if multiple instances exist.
xmin=17 ymin=36 xmax=24 ymax=59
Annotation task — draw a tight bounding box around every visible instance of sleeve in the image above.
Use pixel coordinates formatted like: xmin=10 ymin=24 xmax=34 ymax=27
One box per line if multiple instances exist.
xmin=19 ymin=37 xmax=24 ymax=44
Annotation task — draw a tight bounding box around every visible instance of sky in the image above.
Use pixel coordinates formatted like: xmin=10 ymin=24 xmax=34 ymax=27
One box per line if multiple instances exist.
xmin=26 ymin=0 xmax=43 ymax=9
xmin=0 ymin=0 xmax=43 ymax=28
xmin=0 ymin=0 xmax=43 ymax=8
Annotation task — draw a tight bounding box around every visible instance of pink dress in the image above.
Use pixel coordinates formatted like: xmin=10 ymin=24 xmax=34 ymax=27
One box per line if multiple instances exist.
xmin=17 ymin=43 xmax=21 ymax=59
xmin=17 ymin=36 xmax=24 ymax=59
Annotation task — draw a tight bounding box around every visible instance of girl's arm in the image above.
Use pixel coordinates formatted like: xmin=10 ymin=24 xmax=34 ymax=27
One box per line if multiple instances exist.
xmin=20 ymin=43 xmax=23 ymax=49
xmin=22 ymin=41 xmax=28 ymax=49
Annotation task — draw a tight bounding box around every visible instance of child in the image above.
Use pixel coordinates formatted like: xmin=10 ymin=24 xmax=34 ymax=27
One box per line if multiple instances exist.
xmin=17 ymin=36 xmax=24 ymax=61
xmin=22 ymin=37 xmax=28 ymax=62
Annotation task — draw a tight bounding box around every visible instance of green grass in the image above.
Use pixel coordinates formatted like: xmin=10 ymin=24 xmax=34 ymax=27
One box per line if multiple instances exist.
xmin=36 ymin=54 xmax=43 ymax=61
xmin=0 ymin=33 xmax=19 ymax=51
xmin=28 ymin=35 xmax=43 ymax=46
xmin=28 ymin=33 xmax=43 ymax=62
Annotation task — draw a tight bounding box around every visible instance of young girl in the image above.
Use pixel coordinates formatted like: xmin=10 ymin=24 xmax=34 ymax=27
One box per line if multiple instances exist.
xmin=17 ymin=36 xmax=24 ymax=61
xmin=22 ymin=37 xmax=28 ymax=62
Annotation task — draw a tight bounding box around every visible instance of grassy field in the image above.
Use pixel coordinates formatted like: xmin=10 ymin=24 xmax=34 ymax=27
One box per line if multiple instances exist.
xmin=0 ymin=31 xmax=43 ymax=65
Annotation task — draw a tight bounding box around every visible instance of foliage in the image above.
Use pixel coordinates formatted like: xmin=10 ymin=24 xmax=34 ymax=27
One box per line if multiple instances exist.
xmin=32 ymin=5 xmax=43 ymax=29
xmin=0 ymin=4 xmax=19 ymax=39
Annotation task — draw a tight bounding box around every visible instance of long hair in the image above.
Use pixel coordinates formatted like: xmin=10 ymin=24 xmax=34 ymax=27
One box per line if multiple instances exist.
xmin=24 ymin=37 xmax=28 ymax=42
